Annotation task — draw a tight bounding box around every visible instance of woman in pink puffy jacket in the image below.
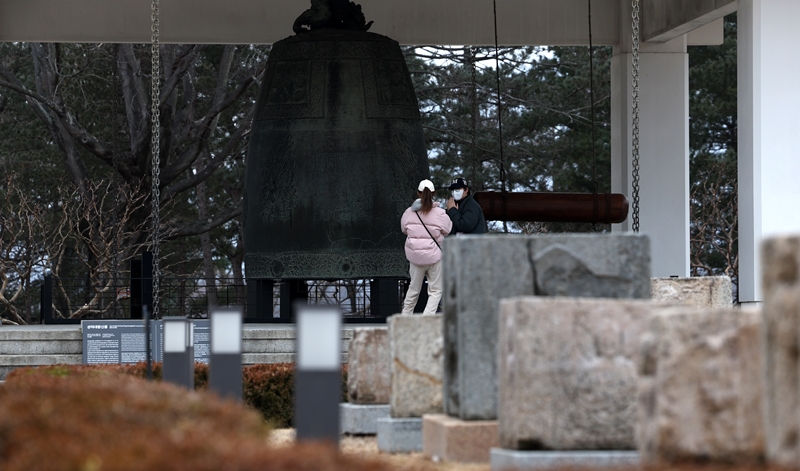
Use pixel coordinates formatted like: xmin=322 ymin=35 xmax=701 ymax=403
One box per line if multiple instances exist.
xmin=400 ymin=179 xmax=453 ymax=315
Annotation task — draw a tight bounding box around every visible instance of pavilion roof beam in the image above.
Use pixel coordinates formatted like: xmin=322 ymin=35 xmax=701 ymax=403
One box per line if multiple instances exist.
xmin=642 ymin=0 xmax=736 ymax=43
xmin=0 ymin=0 xmax=621 ymax=46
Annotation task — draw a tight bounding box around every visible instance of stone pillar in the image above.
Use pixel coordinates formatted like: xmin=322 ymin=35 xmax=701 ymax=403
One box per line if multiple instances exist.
xmin=611 ymin=6 xmax=689 ymax=278
xmin=442 ymin=234 xmax=650 ymax=421
xmin=379 ymin=314 xmax=443 ymax=453
xmin=347 ymin=327 xmax=390 ymax=404
xmin=637 ymin=306 xmax=763 ymax=464
xmin=341 ymin=326 xmax=391 ymax=435
xmin=761 ymin=236 xmax=800 ymax=468
xmin=737 ymin=0 xmax=800 ymax=304
xmin=387 ymin=314 xmax=443 ymax=418
xmin=498 ymin=297 xmax=654 ymax=450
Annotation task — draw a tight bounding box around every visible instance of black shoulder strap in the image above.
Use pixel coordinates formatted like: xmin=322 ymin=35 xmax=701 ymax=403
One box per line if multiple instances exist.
xmin=415 ymin=211 xmax=442 ymax=251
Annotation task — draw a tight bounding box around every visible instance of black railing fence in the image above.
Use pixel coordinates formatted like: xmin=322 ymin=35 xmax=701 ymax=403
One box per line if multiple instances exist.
xmin=40 ymin=270 xmax=420 ymax=324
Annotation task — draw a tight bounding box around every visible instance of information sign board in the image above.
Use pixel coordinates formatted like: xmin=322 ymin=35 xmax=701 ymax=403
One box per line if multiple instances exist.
xmin=82 ymin=319 xmax=210 ymax=365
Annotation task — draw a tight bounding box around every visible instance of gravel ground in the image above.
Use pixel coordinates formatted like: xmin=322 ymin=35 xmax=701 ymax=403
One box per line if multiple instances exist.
xmin=268 ymin=429 xmax=490 ymax=471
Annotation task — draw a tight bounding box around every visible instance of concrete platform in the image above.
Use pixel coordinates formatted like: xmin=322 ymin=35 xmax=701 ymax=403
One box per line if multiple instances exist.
xmin=377 ymin=417 xmax=422 ymax=453
xmin=491 ymin=449 xmax=640 ymax=470
xmin=0 ymin=324 xmax=369 ymax=379
xmin=340 ymin=403 xmax=390 ymax=435
xmin=423 ymin=414 xmax=499 ymax=463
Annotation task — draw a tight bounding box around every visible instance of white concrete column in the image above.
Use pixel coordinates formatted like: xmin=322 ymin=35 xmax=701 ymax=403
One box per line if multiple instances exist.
xmin=611 ymin=35 xmax=690 ymax=278
xmin=738 ymin=0 xmax=800 ymax=303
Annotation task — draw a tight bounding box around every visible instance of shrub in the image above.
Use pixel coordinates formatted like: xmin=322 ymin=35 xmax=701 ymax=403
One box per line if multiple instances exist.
xmin=120 ymin=361 xmax=209 ymax=389
xmin=0 ymin=368 xmax=391 ymax=471
xmin=243 ymin=363 xmax=296 ymax=428
xmin=241 ymin=363 xmax=349 ymax=428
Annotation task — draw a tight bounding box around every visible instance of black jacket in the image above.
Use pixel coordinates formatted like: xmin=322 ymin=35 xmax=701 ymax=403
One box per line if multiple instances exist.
xmin=446 ymin=193 xmax=486 ymax=234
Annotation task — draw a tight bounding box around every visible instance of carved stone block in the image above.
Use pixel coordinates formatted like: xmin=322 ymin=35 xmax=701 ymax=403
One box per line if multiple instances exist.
xmin=498 ymin=297 xmax=653 ymax=450
xmin=762 ymin=236 xmax=800 ymax=469
xmin=443 ymin=233 xmax=651 ymax=420
xmin=651 ymin=276 xmax=732 ymax=307
xmin=637 ymin=306 xmax=764 ymax=464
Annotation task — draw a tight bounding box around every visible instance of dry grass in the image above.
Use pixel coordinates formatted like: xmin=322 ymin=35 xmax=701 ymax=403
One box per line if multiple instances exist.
xmin=270 ymin=429 xmax=490 ymax=471
xmin=269 ymin=429 xmax=792 ymax=471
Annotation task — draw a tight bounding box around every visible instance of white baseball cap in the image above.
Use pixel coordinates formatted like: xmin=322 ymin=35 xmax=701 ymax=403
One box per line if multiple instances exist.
xmin=417 ymin=179 xmax=435 ymax=192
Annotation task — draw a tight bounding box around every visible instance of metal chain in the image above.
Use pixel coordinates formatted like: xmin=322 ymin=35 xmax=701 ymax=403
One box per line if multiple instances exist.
xmin=150 ymin=0 xmax=162 ymax=318
xmin=630 ymin=0 xmax=641 ymax=233
xmin=492 ymin=0 xmax=506 ymax=194
xmin=111 ymin=47 xmax=124 ymax=306
xmin=588 ymin=0 xmax=598 ymax=232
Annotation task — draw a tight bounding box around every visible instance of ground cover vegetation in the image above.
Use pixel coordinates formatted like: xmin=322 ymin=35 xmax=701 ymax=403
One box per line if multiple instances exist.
xmin=0 ymin=15 xmax=739 ymax=324
xmin=0 ymin=365 xmax=379 ymax=471
xmin=5 ymin=362 xmax=347 ymax=428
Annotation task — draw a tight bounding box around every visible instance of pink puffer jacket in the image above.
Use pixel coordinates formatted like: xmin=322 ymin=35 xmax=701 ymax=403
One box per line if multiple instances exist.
xmin=401 ymin=199 xmax=453 ymax=266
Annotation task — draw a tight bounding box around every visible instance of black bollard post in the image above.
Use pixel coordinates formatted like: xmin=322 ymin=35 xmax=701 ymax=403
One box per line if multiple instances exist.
xmin=162 ymin=317 xmax=194 ymax=389
xmin=209 ymin=307 xmax=243 ymax=401
xmin=294 ymin=303 xmax=342 ymax=445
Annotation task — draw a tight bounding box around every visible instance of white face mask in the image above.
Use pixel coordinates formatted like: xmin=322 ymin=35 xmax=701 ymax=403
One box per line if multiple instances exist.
xmin=452 ymin=189 xmax=464 ymax=201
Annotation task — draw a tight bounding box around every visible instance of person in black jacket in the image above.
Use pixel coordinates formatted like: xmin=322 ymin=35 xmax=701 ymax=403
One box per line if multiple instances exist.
xmin=445 ymin=177 xmax=486 ymax=234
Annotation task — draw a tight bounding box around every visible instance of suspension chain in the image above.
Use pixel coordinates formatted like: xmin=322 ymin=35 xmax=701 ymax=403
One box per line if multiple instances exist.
xmin=150 ymin=0 xmax=162 ymax=318
xmin=630 ymin=0 xmax=641 ymax=233
xmin=492 ymin=0 xmax=507 ymax=194
xmin=111 ymin=47 xmax=123 ymax=302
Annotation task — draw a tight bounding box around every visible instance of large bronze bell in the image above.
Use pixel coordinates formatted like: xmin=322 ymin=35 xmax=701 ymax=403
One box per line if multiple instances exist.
xmin=243 ymin=26 xmax=429 ymax=280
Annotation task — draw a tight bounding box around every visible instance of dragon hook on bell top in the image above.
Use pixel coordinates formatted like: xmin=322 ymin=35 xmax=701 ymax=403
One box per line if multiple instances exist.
xmin=293 ymin=0 xmax=374 ymax=34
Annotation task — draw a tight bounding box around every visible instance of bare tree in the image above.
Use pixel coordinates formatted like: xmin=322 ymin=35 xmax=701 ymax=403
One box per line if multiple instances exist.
xmin=0 ymin=43 xmax=266 ymax=273
xmin=0 ymin=175 xmax=68 ymax=324
xmin=49 ymin=180 xmax=150 ymax=319
xmin=690 ymin=158 xmax=738 ymax=298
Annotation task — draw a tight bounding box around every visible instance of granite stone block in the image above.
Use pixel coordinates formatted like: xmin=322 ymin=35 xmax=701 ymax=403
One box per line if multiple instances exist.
xmin=377 ymin=417 xmax=422 ymax=453
xmin=491 ymin=449 xmax=640 ymax=470
xmin=340 ymin=403 xmax=390 ymax=435
xmin=443 ymin=234 xmax=650 ymax=420
xmin=651 ymin=276 xmax=733 ymax=307
xmin=347 ymin=327 xmax=390 ymax=404
xmin=498 ymin=296 xmax=654 ymax=450
xmin=388 ymin=314 xmax=443 ymax=418
xmin=762 ymin=236 xmax=800 ymax=469
xmin=637 ymin=306 xmax=763 ymax=464
xmin=423 ymin=413 xmax=499 ymax=463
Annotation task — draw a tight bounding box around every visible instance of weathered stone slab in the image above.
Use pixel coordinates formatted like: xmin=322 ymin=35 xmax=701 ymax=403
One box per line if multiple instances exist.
xmin=347 ymin=327 xmax=390 ymax=404
xmin=651 ymin=276 xmax=732 ymax=307
xmin=637 ymin=306 xmax=763 ymax=464
xmin=490 ymin=449 xmax=640 ymax=471
xmin=423 ymin=414 xmax=499 ymax=463
xmin=388 ymin=314 xmax=443 ymax=418
xmin=761 ymin=236 xmax=800 ymax=469
xmin=443 ymin=234 xmax=650 ymax=420
xmin=498 ymin=296 xmax=654 ymax=450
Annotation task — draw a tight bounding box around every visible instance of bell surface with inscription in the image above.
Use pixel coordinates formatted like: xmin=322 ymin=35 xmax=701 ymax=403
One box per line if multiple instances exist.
xmin=243 ymin=27 xmax=429 ymax=280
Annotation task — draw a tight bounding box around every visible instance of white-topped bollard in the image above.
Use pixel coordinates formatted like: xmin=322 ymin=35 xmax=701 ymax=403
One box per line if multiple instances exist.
xmin=162 ymin=317 xmax=194 ymax=389
xmin=294 ymin=303 xmax=342 ymax=444
xmin=209 ymin=307 xmax=243 ymax=401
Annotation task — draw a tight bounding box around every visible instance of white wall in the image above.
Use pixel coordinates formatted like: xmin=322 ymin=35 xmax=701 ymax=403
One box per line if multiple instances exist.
xmin=738 ymin=0 xmax=800 ymax=303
